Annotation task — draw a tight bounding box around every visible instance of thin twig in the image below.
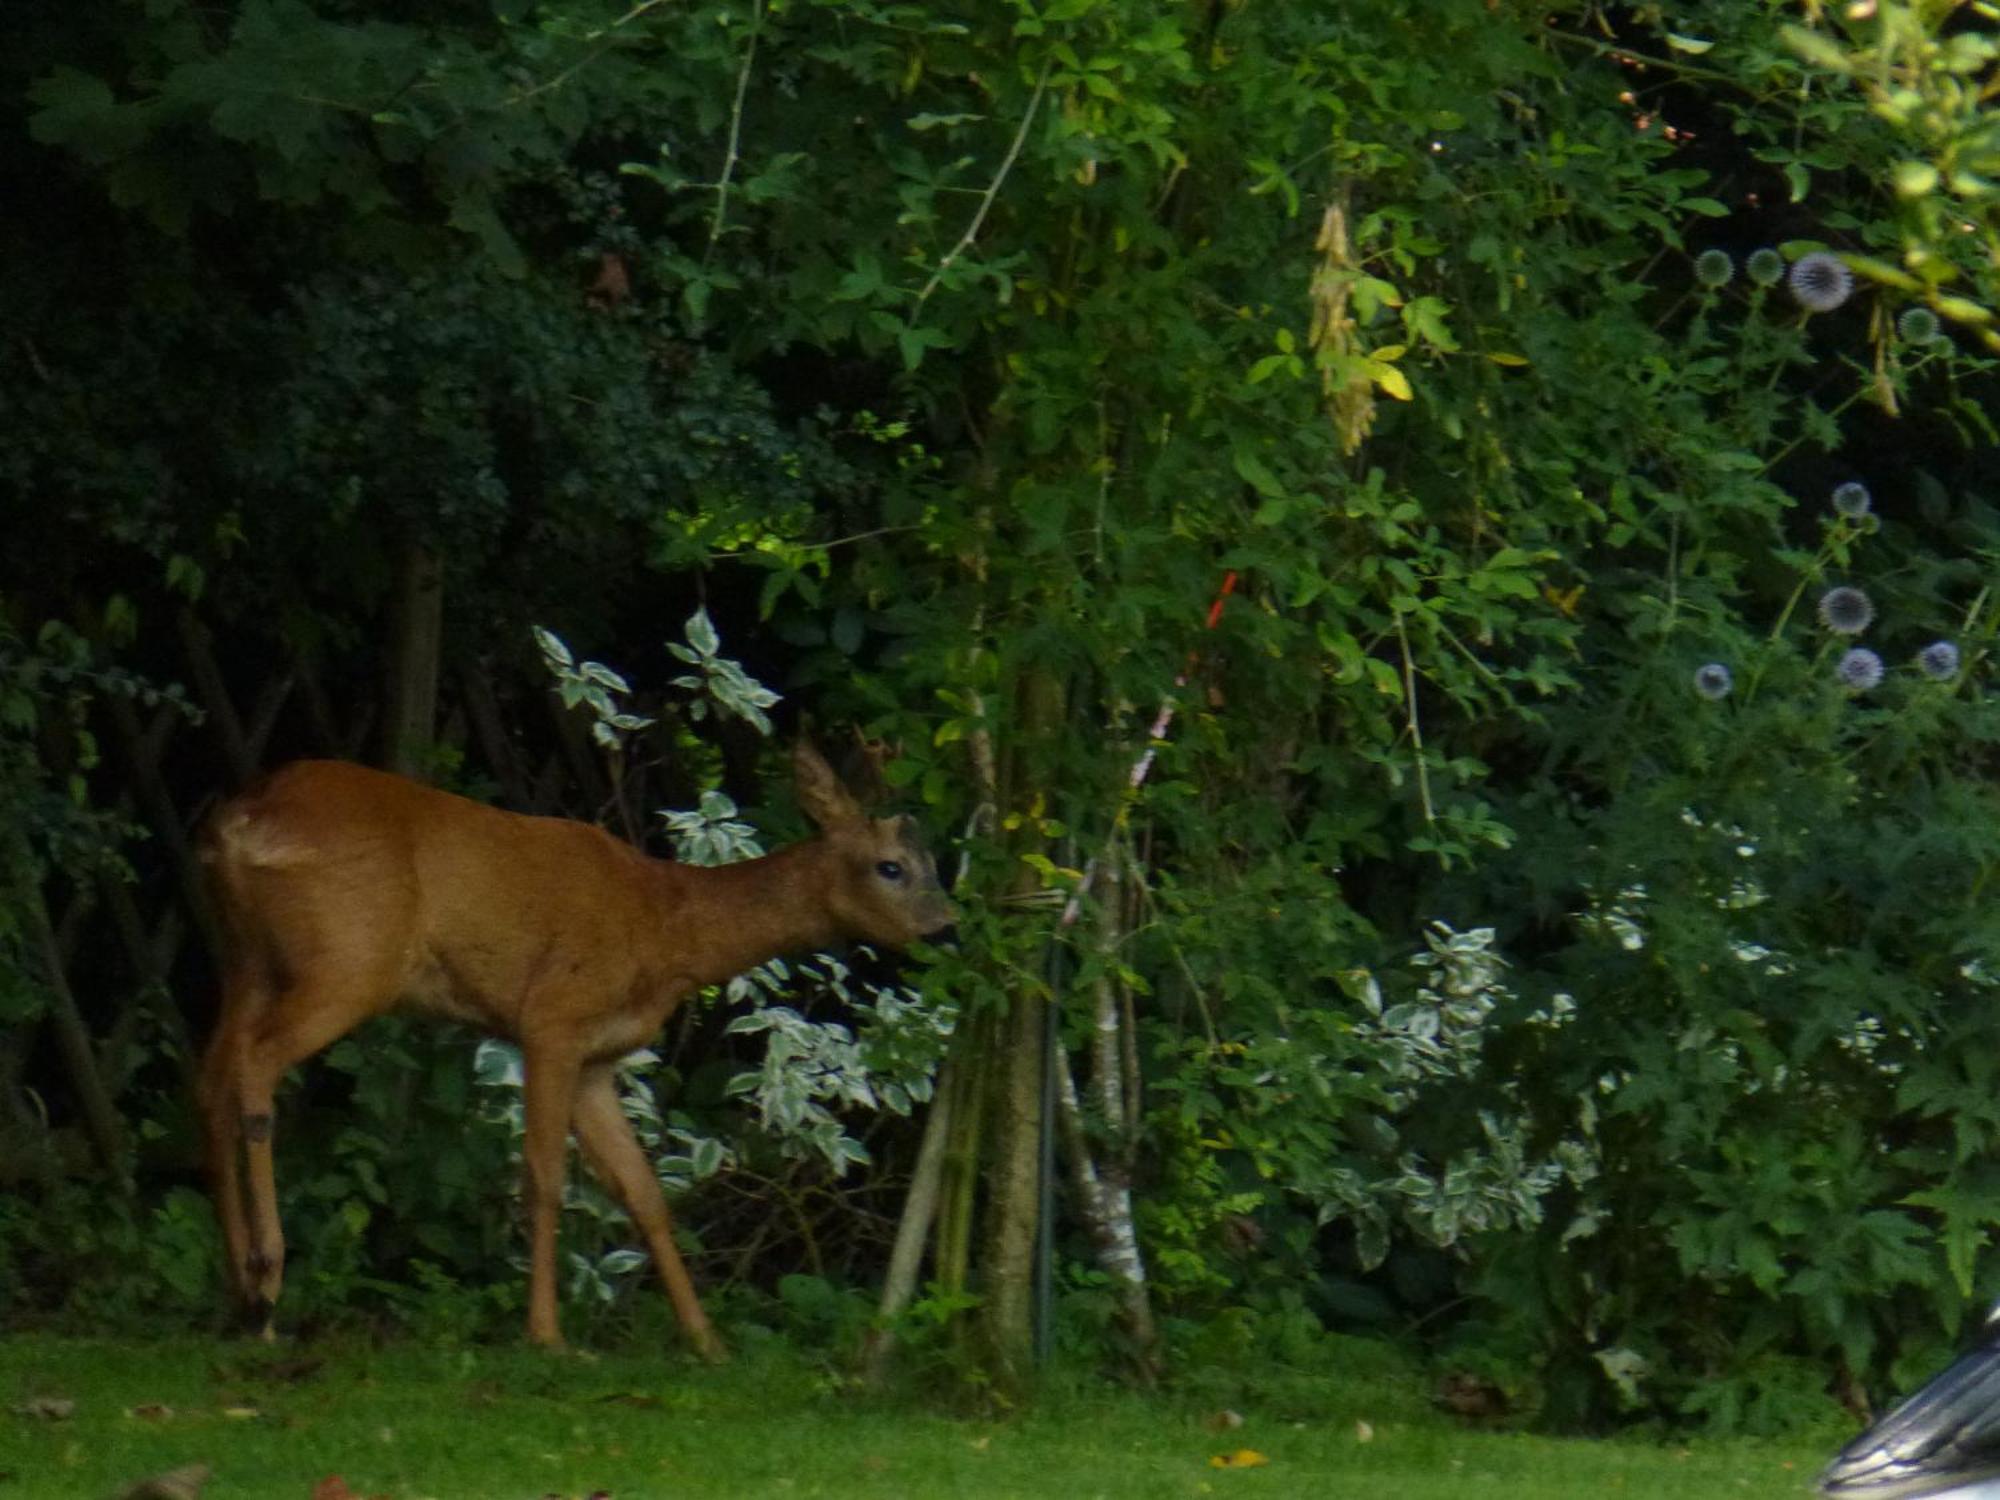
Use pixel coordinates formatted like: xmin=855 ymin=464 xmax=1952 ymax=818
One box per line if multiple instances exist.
xmin=1395 ymin=613 xmax=1437 ymax=827
xmin=704 ymin=522 xmax=921 ymax=563
xmin=913 ymin=58 xmax=1053 ymax=311
xmin=707 ymin=0 xmax=763 ymax=260
xmin=1541 ymin=26 xmax=1752 ymax=92
xmin=509 ymin=0 xmax=676 ymax=106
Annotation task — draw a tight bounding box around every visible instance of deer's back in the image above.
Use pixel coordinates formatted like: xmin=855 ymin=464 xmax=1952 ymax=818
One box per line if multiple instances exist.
xmin=204 ymin=761 xmax=680 ymax=1036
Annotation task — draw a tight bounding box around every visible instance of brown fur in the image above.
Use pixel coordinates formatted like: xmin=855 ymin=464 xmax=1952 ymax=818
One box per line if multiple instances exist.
xmin=196 ymin=744 xmax=954 ymax=1358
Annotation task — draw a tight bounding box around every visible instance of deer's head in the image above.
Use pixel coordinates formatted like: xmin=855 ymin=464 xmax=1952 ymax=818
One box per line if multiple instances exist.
xmin=794 ymin=740 xmax=957 ymax=949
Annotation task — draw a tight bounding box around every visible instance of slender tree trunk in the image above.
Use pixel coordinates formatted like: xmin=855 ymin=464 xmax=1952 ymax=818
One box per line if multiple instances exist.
xmin=381 ymin=538 xmax=443 ymax=778
xmin=461 ymin=659 xmax=531 ymax=806
xmin=981 ymin=970 xmax=1046 ymax=1390
xmin=1055 ymin=1052 xmax=1159 ymax=1374
xmin=976 ymin=667 xmax=1064 ymax=1396
xmin=935 ymin=1020 xmax=987 ymax=1307
xmin=1055 ymin=846 xmax=1160 ymax=1374
xmin=105 ymin=694 xmax=220 ymax=961
xmin=175 ymin=611 xmax=254 ymax=788
xmin=5 ymin=831 xmax=128 ymax=1190
xmin=858 ymin=1064 xmax=954 ymax=1384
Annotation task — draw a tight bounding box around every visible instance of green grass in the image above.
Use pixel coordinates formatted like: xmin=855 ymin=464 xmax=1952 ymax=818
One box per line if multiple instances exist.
xmin=0 ymin=1332 xmax=1832 ymax=1499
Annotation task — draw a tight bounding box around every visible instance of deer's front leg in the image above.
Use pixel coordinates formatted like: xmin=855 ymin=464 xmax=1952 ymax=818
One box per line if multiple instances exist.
xmin=519 ymin=1036 xmax=584 ymax=1349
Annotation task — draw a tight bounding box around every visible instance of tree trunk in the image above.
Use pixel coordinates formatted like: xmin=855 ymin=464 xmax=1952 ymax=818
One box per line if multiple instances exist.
xmin=934 ymin=1019 xmax=987 ymax=1307
xmin=5 ymin=830 xmax=128 ymax=1190
xmin=858 ymin=1065 xmax=953 ymax=1384
xmin=381 ymin=539 xmax=443 ymax=778
xmin=1055 ymin=1048 xmax=1158 ymax=1375
xmin=980 ymin=972 xmax=1046 ymax=1391
xmin=975 ymin=666 xmax=1065 ymax=1397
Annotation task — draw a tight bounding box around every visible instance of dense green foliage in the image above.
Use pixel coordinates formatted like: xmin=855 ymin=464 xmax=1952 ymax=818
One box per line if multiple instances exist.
xmin=6 ymin=0 xmax=2000 ymax=1434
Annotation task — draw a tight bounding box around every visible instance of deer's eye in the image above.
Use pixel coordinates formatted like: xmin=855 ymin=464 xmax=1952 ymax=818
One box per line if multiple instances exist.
xmin=876 ymin=860 xmax=904 ymax=882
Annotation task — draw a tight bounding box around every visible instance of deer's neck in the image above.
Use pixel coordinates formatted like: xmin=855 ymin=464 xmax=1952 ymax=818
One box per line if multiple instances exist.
xmin=661 ymin=840 xmax=839 ymax=989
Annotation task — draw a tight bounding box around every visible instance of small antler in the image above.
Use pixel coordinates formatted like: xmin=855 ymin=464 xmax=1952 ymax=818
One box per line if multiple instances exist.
xmin=842 ymin=726 xmax=899 ymax=808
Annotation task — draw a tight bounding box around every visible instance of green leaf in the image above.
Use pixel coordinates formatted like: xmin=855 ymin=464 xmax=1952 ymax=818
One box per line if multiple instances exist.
xmin=26 ymin=67 xmax=121 ymax=152
xmin=684 ymin=607 xmax=720 ymax=658
xmin=1247 ymin=353 xmax=1299 ymax=384
xmin=1232 ymin=450 xmax=1284 ymax=499
xmin=1894 ymin=160 xmax=1940 ymax=198
xmin=1782 ymin=24 xmax=1856 ymax=74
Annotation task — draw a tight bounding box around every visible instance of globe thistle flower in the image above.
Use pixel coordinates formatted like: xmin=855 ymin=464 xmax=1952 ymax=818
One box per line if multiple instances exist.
xmin=1692 ymin=662 xmax=1733 ymax=700
xmin=1897 ymin=306 xmax=1942 ymax=344
xmin=1789 ymin=252 xmax=1855 ymax=312
xmin=1831 ymin=481 xmax=1871 ymax=519
xmin=1746 ymin=248 xmax=1785 ymax=287
xmin=1837 ymin=647 xmax=1884 ymax=692
xmin=1693 ymin=249 xmax=1734 ymax=289
xmin=1816 ymin=586 xmax=1875 ymax=635
xmin=1918 ymin=641 xmax=1961 ymax=681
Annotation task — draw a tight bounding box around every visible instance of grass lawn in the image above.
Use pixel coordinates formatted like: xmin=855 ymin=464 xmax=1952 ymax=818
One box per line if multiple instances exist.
xmin=0 ymin=1331 xmax=1834 ymax=1499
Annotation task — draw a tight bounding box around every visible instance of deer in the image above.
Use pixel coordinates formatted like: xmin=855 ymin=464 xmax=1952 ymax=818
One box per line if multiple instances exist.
xmin=195 ymin=742 xmax=956 ymax=1361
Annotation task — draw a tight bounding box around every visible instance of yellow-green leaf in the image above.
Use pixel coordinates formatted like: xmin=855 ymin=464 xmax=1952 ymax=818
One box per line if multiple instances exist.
xmin=1373 ymin=365 xmax=1413 ymax=401
xmin=1936 ymin=295 xmax=1994 ymax=325
xmin=1893 ymin=160 xmax=1940 ymax=198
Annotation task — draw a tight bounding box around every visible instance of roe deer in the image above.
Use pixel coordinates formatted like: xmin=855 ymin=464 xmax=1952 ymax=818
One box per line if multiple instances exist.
xmin=196 ymin=742 xmax=955 ymax=1359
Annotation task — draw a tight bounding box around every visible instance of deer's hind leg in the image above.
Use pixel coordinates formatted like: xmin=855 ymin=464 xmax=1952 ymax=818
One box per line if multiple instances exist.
xmin=225 ymin=971 xmax=396 ymax=1335
xmin=198 ymin=968 xmax=260 ymax=1320
xmin=572 ymin=1062 xmax=725 ymax=1362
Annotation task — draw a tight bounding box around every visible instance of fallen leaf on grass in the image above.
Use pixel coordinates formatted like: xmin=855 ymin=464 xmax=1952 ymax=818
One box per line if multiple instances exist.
xmin=110 ymin=1461 xmax=211 ymax=1500
xmin=12 ymin=1397 xmax=75 ymax=1421
xmin=126 ymin=1404 xmax=174 ymax=1422
xmin=310 ymin=1478 xmax=354 ymax=1500
xmin=1354 ymin=1419 xmax=1375 ymax=1442
xmin=1208 ymin=1449 xmax=1269 ymax=1469
xmin=220 ymin=1407 xmax=260 ymax=1421
xmin=1434 ymin=1371 xmax=1508 ymax=1419
xmin=1201 ymin=1409 xmax=1244 ymax=1432
xmin=258 ymin=1356 xmax=325 ymax=1386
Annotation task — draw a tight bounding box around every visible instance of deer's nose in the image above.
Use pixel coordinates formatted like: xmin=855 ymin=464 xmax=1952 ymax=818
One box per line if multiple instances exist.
xmin=922 ymin=923 xmax=960 ymax=948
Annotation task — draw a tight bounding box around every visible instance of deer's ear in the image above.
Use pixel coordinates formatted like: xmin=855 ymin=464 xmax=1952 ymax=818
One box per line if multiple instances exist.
xmin=794 ymin=740 xmax=864 ymax=829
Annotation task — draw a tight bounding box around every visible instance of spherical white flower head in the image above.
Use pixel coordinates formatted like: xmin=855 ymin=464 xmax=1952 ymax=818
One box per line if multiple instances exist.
xmin=1918 ymin=641 xmax=1960 ymax=681
xmin=1837 ymin=647 xmax=1884 ymax=692
xmin=1693 ymin=663 xmax=1733 ymax=700
xmin=1817 ymin=586 xmax=1874 ymax=635
xmin=1789 ymin=252 xmax=1854 ymax=312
